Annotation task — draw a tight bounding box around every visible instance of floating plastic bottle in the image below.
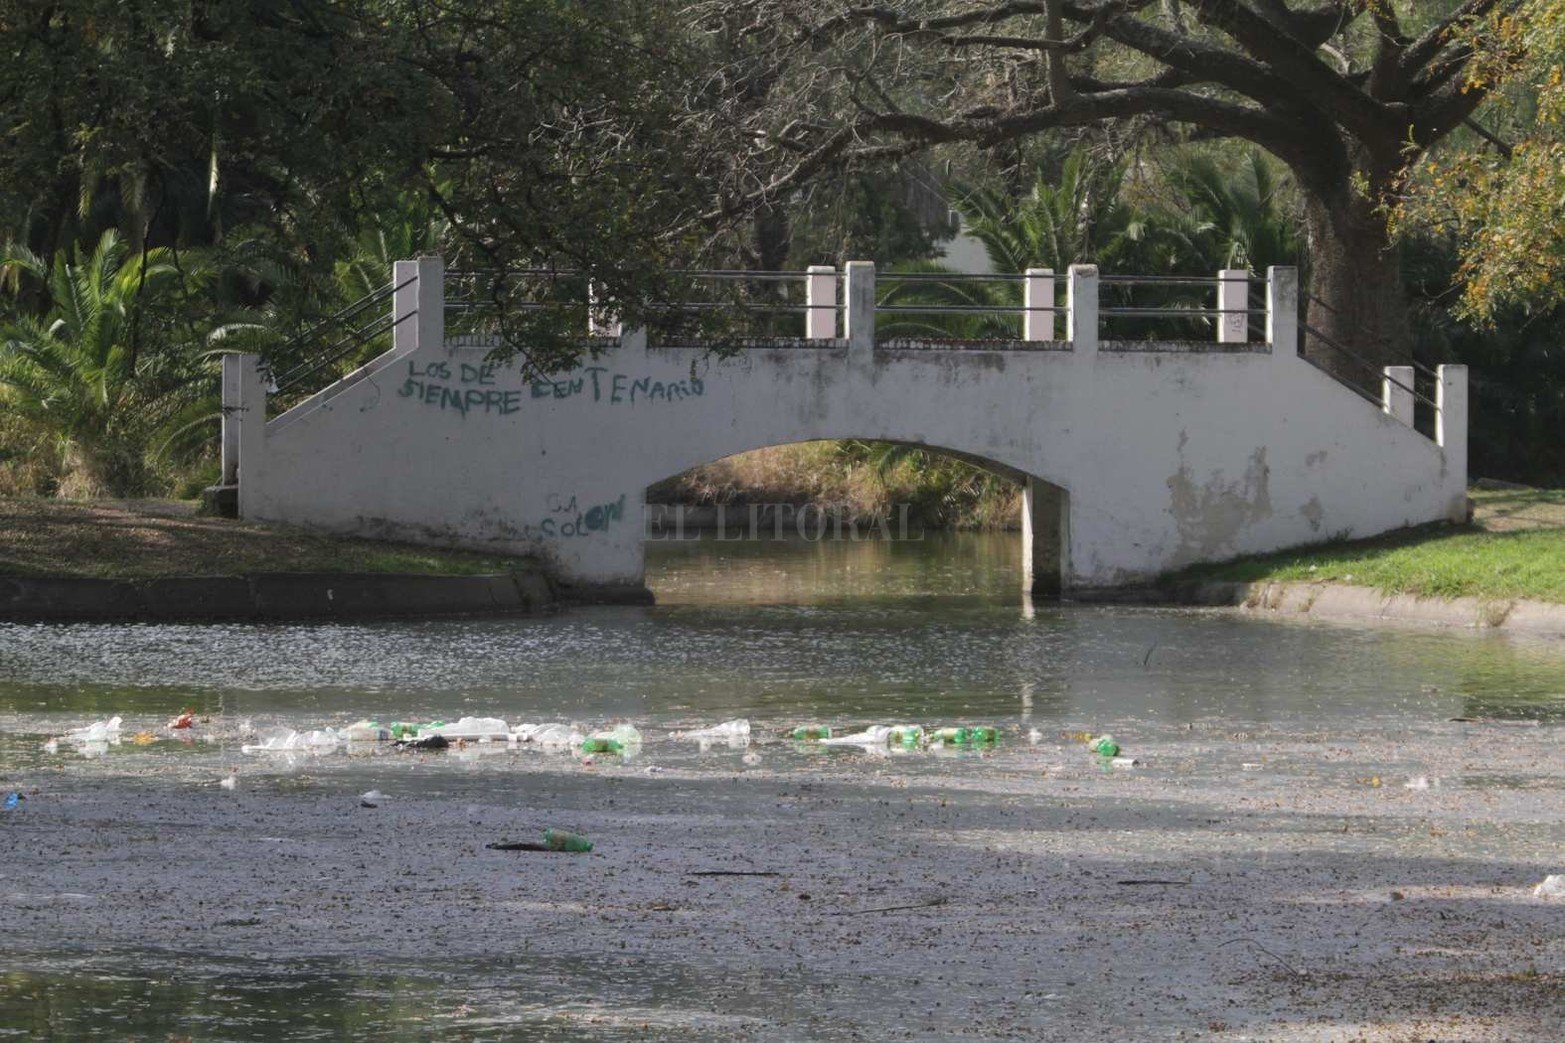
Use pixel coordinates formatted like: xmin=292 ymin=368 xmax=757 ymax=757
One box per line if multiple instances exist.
xmin=66 ymin=717 xmax=122 ymax=744
xmin=425 ymin=717 xmax=511 ymax=742
xmin=514 ymin=723 xmax=586 ymax=748
xmin=544 ymin=828 xmax=593 ymax=852
xmin=967 ymin=726 xmax=1000 ymax=744
xmin=821 ymin=726 xmax=893 ymax=747
xmin=682 ymin=719 xmax=751 ymax=740
xmin=790 ymin=725 xmax=831 ymax=741
xmin=887 ymin=725 xmax=924 ymax=748
xmin=345 ymin=719 xmax=393 ymax=742
xmin=581 ymin=723 xmax=642 ymax=755
xmin=928 ymin=727 xmax=971 ymax=745
xmin=241 ymin=727 xmax=342 ymax=754
xmin=1088 ymin=734 xmax=1120 ymax=758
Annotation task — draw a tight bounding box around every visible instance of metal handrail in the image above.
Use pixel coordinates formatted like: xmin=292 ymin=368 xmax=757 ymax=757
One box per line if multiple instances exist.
xmin=271 ymin=277 xmax=410 ymax=362
xmin=1304 ymin=291 xmax=1441 ymax=381
xmin=878 ymin=304 xmax=1062 ymax=314
xmin=1099 ymin=274 xmax=1259 ymax=286
xmin=879 ymin=272 xmax=1029 ymax=283
xmin=273 ymin=309 xmax=415 ymax=395
xmin=1300 ymin=321 xmax=1440 ymax=410
xmin=1101 ymin=306 xmax=1267 ymax=317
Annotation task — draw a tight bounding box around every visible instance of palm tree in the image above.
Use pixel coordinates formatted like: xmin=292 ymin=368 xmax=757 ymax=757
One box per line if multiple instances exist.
xmin=0 ymin=231 xmax=215 ymax=496
xmin=1151 ymin=149 xmax=1300 ymax=273
xmin=954 ymin=149 xmax=1147 ymax=273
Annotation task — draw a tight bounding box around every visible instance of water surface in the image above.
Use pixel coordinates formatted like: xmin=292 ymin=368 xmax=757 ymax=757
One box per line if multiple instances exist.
xmin=1 ymin=534 xmax=1562 ymax=1040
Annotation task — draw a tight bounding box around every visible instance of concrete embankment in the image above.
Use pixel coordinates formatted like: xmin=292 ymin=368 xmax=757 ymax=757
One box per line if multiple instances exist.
xmin=1079 ymin=579 xmax=1565 ymax=638
xmin=0 ymin=570 xmax=558 ymax=623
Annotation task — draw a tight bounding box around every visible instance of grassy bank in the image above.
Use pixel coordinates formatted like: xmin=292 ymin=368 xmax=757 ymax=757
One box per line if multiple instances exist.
xmin=0 ymin=497 xmax=537 ymax=579
xmin=1168 ymin=487 xmax=1565 ymax=603
xmin=648 ymin=441 xmax=1022 ymax=530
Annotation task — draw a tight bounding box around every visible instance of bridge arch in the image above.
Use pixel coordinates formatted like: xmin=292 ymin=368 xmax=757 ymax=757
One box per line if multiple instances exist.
xmin=641 ymin=438 xmax=1070 ymax=597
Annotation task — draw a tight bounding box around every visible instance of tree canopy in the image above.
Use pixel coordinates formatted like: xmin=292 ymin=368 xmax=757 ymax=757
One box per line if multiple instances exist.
xmin=1395 ymin=0 xmax=1565 ymax=321
xmin=689 ymin=0 xmax=1518 ymax=367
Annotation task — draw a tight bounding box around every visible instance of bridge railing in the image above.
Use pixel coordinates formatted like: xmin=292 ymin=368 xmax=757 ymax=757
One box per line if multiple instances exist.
xmin=220 ymin=255 xmax=1466 ymax=510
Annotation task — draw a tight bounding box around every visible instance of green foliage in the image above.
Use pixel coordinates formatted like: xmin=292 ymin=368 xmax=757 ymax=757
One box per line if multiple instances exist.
xmin=1147 ymin=150 xmax=1300 ymax=273
xmin=1395 ymin=0 xmax=1565 ymax=321
xmin=954 ymin=150 xmax=1142 ymax=273
xmin=0 ymin=231 xmax=217 ymax=496
xmin=881 ymin=146 xmax=1299 ymax=343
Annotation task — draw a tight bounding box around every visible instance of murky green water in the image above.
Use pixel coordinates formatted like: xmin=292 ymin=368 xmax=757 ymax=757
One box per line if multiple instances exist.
xmin=1 ymin=534 xmax=1563 ymax=1039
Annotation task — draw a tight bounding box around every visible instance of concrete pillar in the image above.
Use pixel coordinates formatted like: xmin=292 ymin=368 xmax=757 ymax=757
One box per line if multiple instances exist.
xmin=1021 ymin=477 xmax=1067 ymax=598
xmin=1067 ymin=264 xmax=1098 ymax=356
xmin=220 ymin=353 xmax=243 ymax=486
xmin=233 ymin=353 xmax=265 ymax=519
xmin=1266 ymin=266 xmax=1298 ymax=369
xmin=414 ymin=255 xmax=444 ymax=353
xmin=393 ymin=259 xmax=421 ymax=353
xmin=1218 ymin=268 xmax=1249 ymax=344
xmin=1382 ymin=365 xmax=1415 ymax=427
xmin=845 ymin=260 xmax=875 ymax=361
xmin=806 ymin=266 xmax=837 ymax=340
xmin=1437 ymin=364 xmax=1469 ymax=519
xmin=1023 ymin=268 xmax=1055 ymax=341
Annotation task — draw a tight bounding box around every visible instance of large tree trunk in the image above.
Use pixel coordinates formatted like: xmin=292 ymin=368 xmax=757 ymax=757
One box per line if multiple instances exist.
xmin=1300 ymin=186 xmax=1412 ymax=384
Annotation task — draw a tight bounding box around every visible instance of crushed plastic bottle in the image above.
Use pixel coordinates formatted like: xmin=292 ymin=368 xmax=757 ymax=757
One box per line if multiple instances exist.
xmin=929 ymin=726 xmax=999 ymax=746
xmin=425 ymin=717 xmax=511 ymax=742
xmin=514 ymin=723 xmax=586 ymax=748
xmin=543 ymin=828 xmax=593 ymax=852
xmin=1088 ymin=734 xmax=1120 ymax=758
xmin=582 ymin=723 xmax=642 ymax=755
xmin=344 ymin=719 xmax=393 ymax=742
xmin=789 ymin=725 xmax=832 ymax=741
xmin=821 ymin=726 xmax=893 ymax=747
xmin=241 ymin=727 xmax=342 ymax=754
xmin=66 ymin=717 xmax=122 ymax=744
xmin=682 ymin=719 xmax=751 ymax=740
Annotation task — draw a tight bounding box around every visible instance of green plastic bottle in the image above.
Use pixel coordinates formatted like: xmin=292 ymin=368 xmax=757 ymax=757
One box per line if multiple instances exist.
xmin=581 ymin=737 xmax=623 ymax=754
xmin=390 ymin=722 xmax=419 ymax=739
xmin=543 ymin=828 xmax=593 ymax=852
xmin=888 ymin=725 xmax=923 ymax=748
xmin=968 ymin=726 xmax=999 ymax=744
xmin=790 ymin=725 xmax=831 ymax=741
xmin=929 ymin=727 xmax=971 ymax=745
xmin=1089 ymin=734 xmax=1120 ymax=758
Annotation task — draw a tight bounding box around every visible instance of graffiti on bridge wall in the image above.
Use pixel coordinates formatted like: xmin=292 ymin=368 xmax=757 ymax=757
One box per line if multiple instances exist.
xmin=398 ymin=358 xmax=705 ymax=418
xmin=539 ymin=493 xmax=628 ymax=539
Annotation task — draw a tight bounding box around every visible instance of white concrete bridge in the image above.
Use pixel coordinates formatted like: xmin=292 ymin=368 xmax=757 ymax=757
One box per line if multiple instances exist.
xmin=222 ymin=257 xmax=1467 ymax=601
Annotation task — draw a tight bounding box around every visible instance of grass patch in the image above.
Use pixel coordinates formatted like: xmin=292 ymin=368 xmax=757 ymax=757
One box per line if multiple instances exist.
xmin=1169 ymin=487 xmax=1565 ymax=603
xmin=0 ymin=497 xmax=539 ymax=579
